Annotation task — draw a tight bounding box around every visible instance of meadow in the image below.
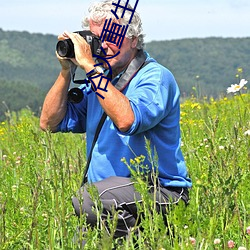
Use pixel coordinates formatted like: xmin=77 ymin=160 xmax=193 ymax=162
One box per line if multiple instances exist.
xmin=0 ymin=90 xmax=249 ymax=249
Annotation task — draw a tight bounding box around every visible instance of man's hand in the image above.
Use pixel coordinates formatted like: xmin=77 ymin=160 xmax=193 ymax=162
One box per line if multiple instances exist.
xmin=56 ymin=33 xmax=79 ymax=71
xmin=62 ymin=31 xmax=95 ymax=73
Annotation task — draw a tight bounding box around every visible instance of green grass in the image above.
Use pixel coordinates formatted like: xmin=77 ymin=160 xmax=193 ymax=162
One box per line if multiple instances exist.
xmin=0 ymin=93 xmax=249 ymax=249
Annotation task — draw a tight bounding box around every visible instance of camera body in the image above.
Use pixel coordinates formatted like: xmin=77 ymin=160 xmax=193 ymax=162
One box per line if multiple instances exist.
xmin=56 ymin=30 xmax=103 ymax=58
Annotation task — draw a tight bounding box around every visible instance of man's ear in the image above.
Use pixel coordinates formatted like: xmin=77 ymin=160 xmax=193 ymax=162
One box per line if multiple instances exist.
xmin=131 ymin=36 xmax=139 ymax=49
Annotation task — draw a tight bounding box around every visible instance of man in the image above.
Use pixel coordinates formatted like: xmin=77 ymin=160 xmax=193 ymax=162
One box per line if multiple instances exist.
xmin=40 ymin=0 xmax=192 ymax=242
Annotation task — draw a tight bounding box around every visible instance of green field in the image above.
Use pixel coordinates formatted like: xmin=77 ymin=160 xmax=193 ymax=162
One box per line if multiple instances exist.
xmin=0 ymin=91 xmax=249 ymax=249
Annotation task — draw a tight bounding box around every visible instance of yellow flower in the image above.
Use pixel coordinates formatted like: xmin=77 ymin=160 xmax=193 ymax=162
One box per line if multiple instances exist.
xmin=237 ymin=67 xmax=243 ymax=73
xmin=191 ymin=103 xmax=201 ymax=109
xmin=135 ymin=157 xmax=141 ymax=164
xmin=130 ymin=159 xmax=135 ymax=165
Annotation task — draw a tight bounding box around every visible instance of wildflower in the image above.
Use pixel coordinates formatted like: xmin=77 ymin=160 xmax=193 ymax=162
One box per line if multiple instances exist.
xmin=130 ymin=159 xmax=135 ymax=165
xmin=20 ymin=207 xmax=25 ymax=214
xmin=189 ymin=237 xmax=196 ymax=246
xmin=12 ymin=185 xmax=18 ymax=192
xmin=244 ymin=130 xmax=250 ymax=136
xmin=219 ymin=145 xmax=225 ymax=150
xmin=121 ymin=157 xmax=126 ymax=163
xmin=135 ymin=156 xmax=141 ymax=164
xmin=228 ymin=240 xmax=235 ymax=248
xmin=227 ymin=79 xmax=248 ymax=93
xmin=42 ymin=213 xmax=48 ymax=221
xmin=191 ymin=103 xmax=201 ymax=109
xmin=69 ymin=164 xmax=74 ymax=172
xmin=237 ymin=68 xmax=243 ymax=73
xmin=238 ymin=247 xmax=246 ymax=250
xmin=196 ymin=180 xmax=202 ymax=185
xmin=246 ymin=226 xmax=250 ymax=235
xmin=214 ymin=238 xmax=221 ymax=244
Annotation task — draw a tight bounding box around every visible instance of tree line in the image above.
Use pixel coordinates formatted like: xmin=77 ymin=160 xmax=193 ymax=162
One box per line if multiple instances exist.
xmin=0 ymin=28 xmax=249 ymax=120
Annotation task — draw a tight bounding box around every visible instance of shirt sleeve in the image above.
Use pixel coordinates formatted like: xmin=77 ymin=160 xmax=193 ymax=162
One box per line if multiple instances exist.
xmin=119 ymin=63 xmax=180 ymax=135
xmin=56 ymin=92 xmax=88 ymax=133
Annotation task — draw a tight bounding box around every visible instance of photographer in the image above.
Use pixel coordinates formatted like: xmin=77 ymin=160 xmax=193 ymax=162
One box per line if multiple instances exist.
xmin=40 ymin=0 xmax=192 ymax=244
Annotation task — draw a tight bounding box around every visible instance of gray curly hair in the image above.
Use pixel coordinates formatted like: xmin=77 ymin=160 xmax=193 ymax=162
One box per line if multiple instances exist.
xmin=82 ymin=0 xmax=145 ymax=49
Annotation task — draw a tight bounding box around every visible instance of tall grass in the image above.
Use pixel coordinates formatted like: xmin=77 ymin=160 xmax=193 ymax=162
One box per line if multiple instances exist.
xmin=0 ymin=93 xmax=249 ymax=249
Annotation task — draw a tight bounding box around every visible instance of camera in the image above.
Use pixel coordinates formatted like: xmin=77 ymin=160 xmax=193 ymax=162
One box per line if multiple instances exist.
xmin=56 ymin=30 xmax=103 ymax=58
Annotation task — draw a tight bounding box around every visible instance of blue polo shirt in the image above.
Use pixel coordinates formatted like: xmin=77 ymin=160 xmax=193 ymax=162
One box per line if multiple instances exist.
xmin=57 ymin=52 xmax=192 ymax=188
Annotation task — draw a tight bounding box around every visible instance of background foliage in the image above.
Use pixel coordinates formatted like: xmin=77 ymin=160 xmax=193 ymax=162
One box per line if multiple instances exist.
xmin=0 ymin=29 xmax=250 ymax=120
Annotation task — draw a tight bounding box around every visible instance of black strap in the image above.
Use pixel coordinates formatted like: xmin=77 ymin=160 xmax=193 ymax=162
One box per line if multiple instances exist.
xmin=81 ymin=112 xmax=107 ymax=186
xmin=115 ymin=49 xmax=147 ymax=91
xmin=81 ymin=50 xmax=150 ymax=185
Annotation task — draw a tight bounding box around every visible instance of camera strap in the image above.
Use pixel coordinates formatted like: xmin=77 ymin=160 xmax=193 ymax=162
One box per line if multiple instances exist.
xmin=81 ymin=50 xmax=150 ymax=186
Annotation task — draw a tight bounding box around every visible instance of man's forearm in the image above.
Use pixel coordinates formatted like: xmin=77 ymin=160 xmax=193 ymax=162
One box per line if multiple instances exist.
xmin=93 ymin=79 xmax=135 ymax=132
xmin=40 ymin=70 xmax=71 ymax=132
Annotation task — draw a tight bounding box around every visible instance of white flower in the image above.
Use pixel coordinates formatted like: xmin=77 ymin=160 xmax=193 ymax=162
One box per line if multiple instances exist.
xmin=227 ymin=79 xmax=248 ymax=93
xmin=244 ymin=130 xmax=250 ymax=136
xmin=20 ymin=207 xmax=25 ymax=214
xmin=214 ymin=238 xmax=221 ymax=244
xmin=189 ymin=237 xmax=196 ymax=245
xmin=238 ymin=247 xmax=246 ymax=250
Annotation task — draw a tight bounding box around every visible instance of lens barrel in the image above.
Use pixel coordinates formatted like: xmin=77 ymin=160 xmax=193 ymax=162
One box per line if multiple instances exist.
xmin=68 ymin=88 xmax=84 ymax=103
xmin=56 ymin=39 xmax=75 ymax=58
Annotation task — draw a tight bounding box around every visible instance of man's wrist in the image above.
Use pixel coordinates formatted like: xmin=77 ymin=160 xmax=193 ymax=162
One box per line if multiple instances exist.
xmin=60 ymin=68 xmax=71 ymax=79
xmin=86 ymin=66 xmax=104 ymax=78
